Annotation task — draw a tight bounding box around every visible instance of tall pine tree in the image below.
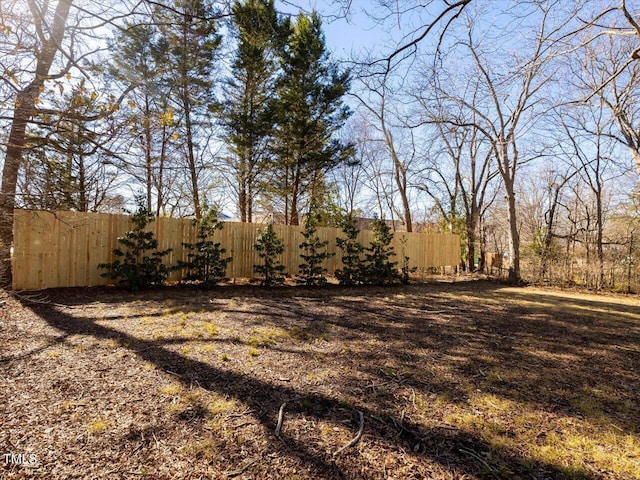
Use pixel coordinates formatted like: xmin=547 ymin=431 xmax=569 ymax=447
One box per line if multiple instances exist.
xmin=157 ymin=0 xmax=221 ymax=219
xmin=106 ymin=22 xmax=177 ymax=216
xmin=221 ymin=0 xmax=284 ymax=223
xmin=271 ymin=12 xmax=353 ymax=225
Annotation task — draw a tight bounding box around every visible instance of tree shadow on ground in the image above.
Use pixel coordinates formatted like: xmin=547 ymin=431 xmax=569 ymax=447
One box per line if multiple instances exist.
xmin=19 ymin=283 xmax=611 ymax=479
xmin=226 ymin=282 xmax=639 ymax=436
xmin=34 ymin=281 xmax=640 ymax=437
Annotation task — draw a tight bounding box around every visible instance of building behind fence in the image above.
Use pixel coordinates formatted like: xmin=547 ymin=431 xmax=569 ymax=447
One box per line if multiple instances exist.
xmin=12 ymin=209 xmax=461 ymax=290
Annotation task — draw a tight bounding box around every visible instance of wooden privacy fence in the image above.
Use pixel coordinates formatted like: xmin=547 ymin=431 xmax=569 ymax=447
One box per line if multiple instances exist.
xmin=12 ymin=209 xmax=461 ymax=290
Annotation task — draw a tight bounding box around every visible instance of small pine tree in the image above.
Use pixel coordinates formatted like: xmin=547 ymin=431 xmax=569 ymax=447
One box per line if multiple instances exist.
xmin=177 ymin=207 xmax=231 ymax=288
xmin=362 ymin=218 xmax=399 ymax=285
xmin=298 ymin=209 xmax=334 ymax=286
xmin=335 ymin=213 xmax=365 ymax=285
xmin=98 ymin=202 xmax=172 ymax=291
xmin=399 ymin=236 xmax=417 ymax=285
xmin=254 ymin=222 xmax=285 ymax=286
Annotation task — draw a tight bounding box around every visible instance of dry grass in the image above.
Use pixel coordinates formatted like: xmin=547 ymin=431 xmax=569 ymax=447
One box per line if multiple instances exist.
xmin=1 ymin=281 xmax=638 ymax=479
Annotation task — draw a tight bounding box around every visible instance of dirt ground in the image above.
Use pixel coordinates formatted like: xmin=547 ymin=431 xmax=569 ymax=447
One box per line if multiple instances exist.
xmin=1 ymin=280 xmax=639 ymax=479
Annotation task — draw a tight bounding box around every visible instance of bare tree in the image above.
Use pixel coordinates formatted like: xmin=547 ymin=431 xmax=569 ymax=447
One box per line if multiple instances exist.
xmin=575 ymin=1 xmax=640 ymax=99
xmin=559 ymin=101 xmax=624 ymax=289
xmin=414 ymin=134 xmax=461 ymax=235
xmin=356 ymin=120 xmax=398 ymax=221
xmin=537 ymin=165 xmax=579 ymax=283
xmin=415 ymin=76 xmax=500 ymax=271
xmin=608 ymin=189 xmax=640 ymax=292
xmin=0 ymin=0 xmax=167 ymax=286
xmin=572 ymin=34 xmax=640 ymax=176
xmin=353 ymin=73 xmax=417 ymax=231
xmin=415 ymin=2 xmax=568 ymax=282
xmin=156 ymin=0 xmax=222 ymax=220
xmin=330 ymin=119 xmax=369 ymax=215
xmin=334 ymin=0 xmax=471 ymax=75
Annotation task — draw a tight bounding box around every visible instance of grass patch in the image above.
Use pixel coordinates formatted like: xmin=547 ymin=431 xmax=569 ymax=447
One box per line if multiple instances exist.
xmin=159 ymin=383 xmax=182 ymax=396
xmin=247 ymin=326 xmax=289 ymax=347
xmin=87 ymin=419 xmax=108 ymax=434
xmin=203 ymin=323 xmax=218 ymax=336
xmin=182 ymin=439 xmax=220 ymax=461
xmin=207 ymin=397 xmax=238 ymax=416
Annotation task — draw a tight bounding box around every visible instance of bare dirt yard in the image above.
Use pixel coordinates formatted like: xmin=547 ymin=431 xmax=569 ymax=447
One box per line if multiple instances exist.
xmin=1 ymin=280 xmax=639 ymax=479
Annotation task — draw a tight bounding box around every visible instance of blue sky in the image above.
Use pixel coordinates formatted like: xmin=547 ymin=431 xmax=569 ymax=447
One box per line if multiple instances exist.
xmin=275 ymin=1 xmax=393 ymax=60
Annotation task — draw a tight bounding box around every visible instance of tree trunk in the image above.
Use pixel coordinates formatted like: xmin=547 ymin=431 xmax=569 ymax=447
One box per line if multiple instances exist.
xmin=179 ymin=15 xmax=201 ymax=220
xmin=289 ymin=188 xmax=299 ymax=225
xmin=0 ymin=90 xmax=34 ymax=287
xmin=627 ymin=233 xmax=634 ymax=294
xmin=239 ymin=182 xmax=247 ymax=223
xmin=478 ymin=220 xmax=487 ymax=273
xmin=392 ymin=160 xmax=412 ymax=232
xmin=384 ymin=125 xmax=413 ymax=232
xmin=595 ymin=189 xmax=604 ymax=290
xmin=289 ymin=162 xmax=301 ymax=226
xmin=143 ymin=99 xmax=153 ymax=213
xmin=238 ymin=153 xmax=248 ymax=223
xmin=78 ymin=155 xmax=87 ymax=212
xmin=628 ymin=146 xmax=640 ymax=177
xmin=505 ymin=180 xmax=521 ymax=283
xmin=157 ymin=124 xmax=168 ymax=217
xmin=399 ymin=180 xmax=413 ymax=232
xmin=183 ymin=87 xmax=201 ymax=219
xmin=0 ymin=0 xmax=74 ymax=287
xmin=247 ymin=182 xmax=253 ymax=223
xmin=540 ymin=186 xmax=560 ymax=281
xmin=466 ymin=209 xmax=478 ymax=272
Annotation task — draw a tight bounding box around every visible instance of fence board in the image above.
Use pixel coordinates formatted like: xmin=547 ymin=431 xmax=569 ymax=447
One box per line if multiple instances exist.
xmin=12 ymin=209 xmax=461 ymax=290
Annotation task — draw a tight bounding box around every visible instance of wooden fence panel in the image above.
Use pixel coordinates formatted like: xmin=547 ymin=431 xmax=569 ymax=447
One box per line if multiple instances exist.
xmin=12 ymin=209 xmax=461 ymax=290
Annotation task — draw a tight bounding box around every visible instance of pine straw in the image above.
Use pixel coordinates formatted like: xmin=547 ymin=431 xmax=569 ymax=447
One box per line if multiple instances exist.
xmin=1 ymin=281 xmax=639 ymax=479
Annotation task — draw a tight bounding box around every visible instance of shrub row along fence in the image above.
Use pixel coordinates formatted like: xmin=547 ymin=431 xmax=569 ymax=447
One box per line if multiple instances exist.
xmin=12 ymin=209 xmax=461 ymax=290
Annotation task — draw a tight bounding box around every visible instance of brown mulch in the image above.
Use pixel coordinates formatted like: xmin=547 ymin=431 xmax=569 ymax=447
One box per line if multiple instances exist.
xmin=1 ymin=280 xmax=639 ymax=479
